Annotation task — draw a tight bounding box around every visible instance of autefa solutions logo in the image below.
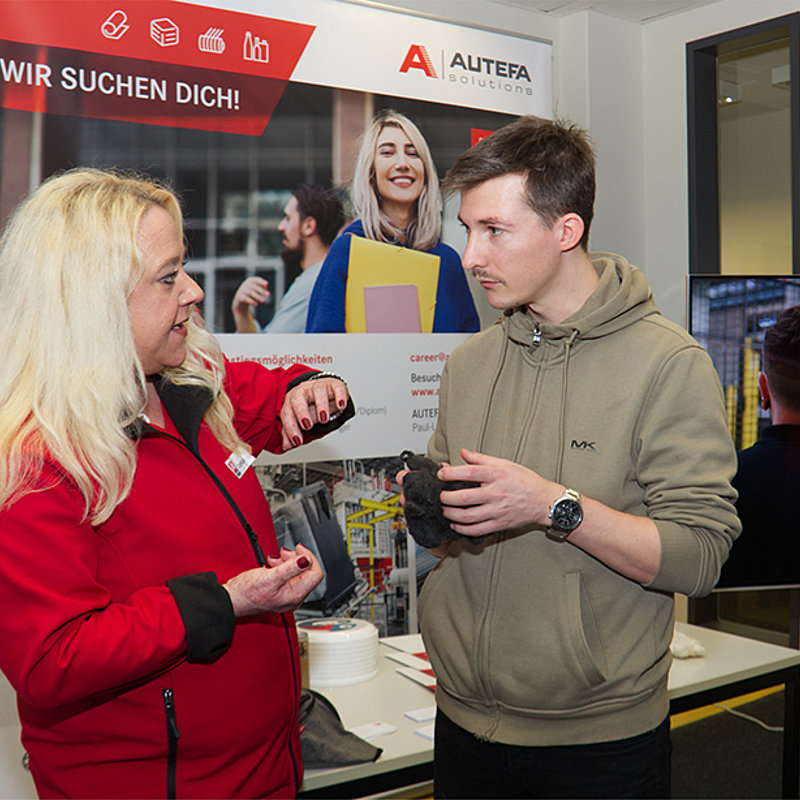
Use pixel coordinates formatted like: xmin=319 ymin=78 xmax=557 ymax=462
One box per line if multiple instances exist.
xmin=399 ymin=44 xmax=438 ymax=78
xmin=399 ymin=43 xmax=533 ymax=97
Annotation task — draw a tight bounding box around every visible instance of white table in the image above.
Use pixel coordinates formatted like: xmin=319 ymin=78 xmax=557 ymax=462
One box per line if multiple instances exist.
xmin=300 ymin=635 xmax=435 ymax=797
xmin=669 ymin=623 xmax=800 ymax=798
xmin=301 ymin=623 xmax=800 ymax=798
xmin=2 ymin=624 xmax=798 ymax=799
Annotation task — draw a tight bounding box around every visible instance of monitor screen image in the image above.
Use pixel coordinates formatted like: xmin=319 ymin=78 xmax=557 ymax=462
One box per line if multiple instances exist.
xmin=689 ymin=274 xmax=800 ymax=590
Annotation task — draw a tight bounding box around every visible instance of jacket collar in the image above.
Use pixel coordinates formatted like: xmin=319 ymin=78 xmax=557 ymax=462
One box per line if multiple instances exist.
xmin=129 ymin=379 xmax=214 ymax=454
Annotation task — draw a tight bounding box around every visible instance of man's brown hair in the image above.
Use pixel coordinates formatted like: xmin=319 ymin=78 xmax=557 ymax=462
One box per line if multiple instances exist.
xmin=443 ymin=116 xmax=596 ymax=250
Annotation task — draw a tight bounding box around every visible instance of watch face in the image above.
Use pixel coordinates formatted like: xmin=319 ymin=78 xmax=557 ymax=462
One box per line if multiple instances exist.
xmin=552 ymin=499 xmax=583 ymax=531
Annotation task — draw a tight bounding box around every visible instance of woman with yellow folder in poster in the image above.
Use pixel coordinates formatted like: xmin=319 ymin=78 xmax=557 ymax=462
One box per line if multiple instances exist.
xmin=305 ymin=110 xmax=479 ymax=333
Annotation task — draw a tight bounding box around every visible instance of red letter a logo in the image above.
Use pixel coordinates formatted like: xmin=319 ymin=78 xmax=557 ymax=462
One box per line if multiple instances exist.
xmin=399 ymin=44 xmax=438 ymax=78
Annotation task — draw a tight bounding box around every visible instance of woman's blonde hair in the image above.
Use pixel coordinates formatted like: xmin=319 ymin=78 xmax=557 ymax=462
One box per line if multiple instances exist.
xmin=351 ymin=109 xmax=442 ymax=251
xmin=0 ymin=168 xmax=243 ymax=524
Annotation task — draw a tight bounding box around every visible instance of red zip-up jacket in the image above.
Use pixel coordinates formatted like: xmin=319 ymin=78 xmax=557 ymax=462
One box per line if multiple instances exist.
xmin=0 ymin=359 xmax=351 ymax=799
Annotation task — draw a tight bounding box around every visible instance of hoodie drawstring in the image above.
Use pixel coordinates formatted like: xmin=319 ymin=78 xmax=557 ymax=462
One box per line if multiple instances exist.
xmin=554 ymin=329 xmax=579 ymax=483
xmin=478 ymin=321 xmax=579 ymax=481
xmin=476 ymin=319 xmax=511 ymax=453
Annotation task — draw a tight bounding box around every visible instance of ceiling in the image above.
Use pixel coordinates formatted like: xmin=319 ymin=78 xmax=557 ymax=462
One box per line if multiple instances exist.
xmin=488 ymin=0 xmax=719 ymax=24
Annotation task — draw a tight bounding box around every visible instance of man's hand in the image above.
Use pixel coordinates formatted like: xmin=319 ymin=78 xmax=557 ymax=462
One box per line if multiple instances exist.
xmin=436 ymin=448 xmax=561 ymax=537
xmin=224 ymin=544 xmax=323 ymax=616
xmin=439 ymin=449 xmax=661 ymax=583
xmin=231 ymin=276 xmax=270 ymax=333
xmin=280 ymin=377 xmax=350 ymax=451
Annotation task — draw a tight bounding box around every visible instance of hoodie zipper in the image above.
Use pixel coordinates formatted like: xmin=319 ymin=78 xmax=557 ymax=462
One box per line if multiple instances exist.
xmin=163 ymin=688 xmax=180 ymax=800
xmin=473 ymin=319 xmax=545 ymax=729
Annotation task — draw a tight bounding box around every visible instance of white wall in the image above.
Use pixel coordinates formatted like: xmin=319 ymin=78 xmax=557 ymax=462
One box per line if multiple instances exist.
xmin=557 ymin=11 xmax=647 ymax=271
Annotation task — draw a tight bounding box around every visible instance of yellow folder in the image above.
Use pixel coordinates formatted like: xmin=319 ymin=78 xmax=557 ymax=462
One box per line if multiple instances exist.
xmin=344 ymin=236 xmax=440 ymax=333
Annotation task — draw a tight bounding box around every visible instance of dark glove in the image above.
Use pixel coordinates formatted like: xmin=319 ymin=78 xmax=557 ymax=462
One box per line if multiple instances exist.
xmin=400 ymin=450 xmax=479 ymax=549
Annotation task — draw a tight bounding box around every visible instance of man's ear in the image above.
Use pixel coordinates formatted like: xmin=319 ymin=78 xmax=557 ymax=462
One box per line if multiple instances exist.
xmin=758 ymin=371 xmax=771 ymax=410
xmin=558 ymin=213 xmax=585 ymax=253
xmin=301 ymin=215 xmax=317 ymax=239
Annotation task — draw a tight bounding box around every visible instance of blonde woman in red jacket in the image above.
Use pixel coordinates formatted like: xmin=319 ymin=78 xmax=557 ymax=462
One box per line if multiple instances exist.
xmin=0 ymin=169 xmax=353 ymax=799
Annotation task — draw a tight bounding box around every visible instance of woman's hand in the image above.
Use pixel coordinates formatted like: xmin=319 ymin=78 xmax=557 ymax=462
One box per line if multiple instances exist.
xmin=223 ymin=543 xmax=323 ymax=616
xmin=280 ymin=377 xmax=350 ymax=451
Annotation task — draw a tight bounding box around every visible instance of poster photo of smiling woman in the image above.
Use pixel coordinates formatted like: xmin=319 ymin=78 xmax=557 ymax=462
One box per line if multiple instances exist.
xmin=305 ymin=110 xmax=480 ymax=334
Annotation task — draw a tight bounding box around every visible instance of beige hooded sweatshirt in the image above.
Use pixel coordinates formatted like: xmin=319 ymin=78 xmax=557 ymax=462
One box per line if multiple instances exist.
xmin=419 ymin=253 xmax=740 ymax=747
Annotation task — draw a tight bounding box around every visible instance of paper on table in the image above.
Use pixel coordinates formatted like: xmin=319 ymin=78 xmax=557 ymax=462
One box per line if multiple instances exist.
xmin=415 ymin=723 xmax=435 ymax=741
xmin=396 ymin=665 xmax=436 ymax=691
xmin=380 ymin=634 xmax=426 ymax=656
xmin=349 ymin=720 xmax=397 ymax=740
xmin=404 ymin=705 xmax=436 ymax=723
xmin=385 ymin=650 xmax=431 ymax=671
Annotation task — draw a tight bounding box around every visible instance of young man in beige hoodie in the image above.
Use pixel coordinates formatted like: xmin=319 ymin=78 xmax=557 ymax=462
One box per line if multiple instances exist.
xmin=401 ymin=116 xmax=740 ymax=798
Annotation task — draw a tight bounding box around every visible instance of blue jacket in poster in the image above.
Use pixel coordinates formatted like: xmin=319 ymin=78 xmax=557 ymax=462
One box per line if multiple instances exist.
xmin=305 ymin=220 xmax=479 ymax=333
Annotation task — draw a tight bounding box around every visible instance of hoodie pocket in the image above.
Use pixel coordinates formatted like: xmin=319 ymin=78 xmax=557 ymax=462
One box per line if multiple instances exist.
xmin=483 ymin=568 xmax=610 ymax=714
xmin=563 ymin=570 xmax=608 ymax=686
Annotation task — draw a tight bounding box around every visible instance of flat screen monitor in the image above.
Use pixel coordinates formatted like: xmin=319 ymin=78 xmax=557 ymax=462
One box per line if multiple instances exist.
xmin=689 ymin=274 xmax=800 ymax=590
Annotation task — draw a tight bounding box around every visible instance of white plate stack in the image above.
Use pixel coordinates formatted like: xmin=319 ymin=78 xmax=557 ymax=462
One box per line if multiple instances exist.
xmin=298 ymin=618 xmax=379 ymax=687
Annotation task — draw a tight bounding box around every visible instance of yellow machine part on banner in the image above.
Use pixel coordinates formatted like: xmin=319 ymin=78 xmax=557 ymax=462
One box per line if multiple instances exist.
xmin=344 ymin=236 xmax=440 ymax=333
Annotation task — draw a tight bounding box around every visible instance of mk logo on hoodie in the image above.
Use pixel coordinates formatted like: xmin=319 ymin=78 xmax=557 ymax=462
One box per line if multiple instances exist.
xmin=570 ymin=440 xmax=596 ymax=451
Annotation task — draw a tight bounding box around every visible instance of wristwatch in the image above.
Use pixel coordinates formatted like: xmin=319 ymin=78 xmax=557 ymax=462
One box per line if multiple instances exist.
xmin=546 ymin=488 xmax=583 ymax=541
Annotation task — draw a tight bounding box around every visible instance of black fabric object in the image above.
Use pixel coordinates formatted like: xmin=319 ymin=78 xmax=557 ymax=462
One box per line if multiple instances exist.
xmin=299 ymin=689 xmax=382 ymax=768
xmin=400 ymin=451 xmax=479 ymax=549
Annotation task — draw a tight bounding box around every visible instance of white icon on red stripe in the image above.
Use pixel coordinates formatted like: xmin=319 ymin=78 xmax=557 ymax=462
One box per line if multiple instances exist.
xmin=150 ymin=18 xmax=180 ymax=47
xmin=198 ymin=27 xmax=226 ymax=54
xmin=101 ymin=10 xmax=129 ymax=40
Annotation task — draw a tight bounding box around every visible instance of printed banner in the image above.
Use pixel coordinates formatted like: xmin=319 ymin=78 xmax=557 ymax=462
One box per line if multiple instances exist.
xmin=0 ymin=0 xmax=314 ymax=133
xmin=216 ymin=333 xmax=468 ymax=464
xmin=0 ymin=0 xmax=551 ymax=134
xmin=282 ymin=0 xmax=552 ymax=117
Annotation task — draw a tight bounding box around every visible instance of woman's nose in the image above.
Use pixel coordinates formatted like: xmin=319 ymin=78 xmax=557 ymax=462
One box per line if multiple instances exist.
xmin=180 ymin=272 xmax=204 ymax=304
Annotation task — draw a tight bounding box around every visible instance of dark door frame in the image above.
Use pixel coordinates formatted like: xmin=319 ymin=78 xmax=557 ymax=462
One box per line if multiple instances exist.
xmin=686 ymin=13 xmax=800 ymax=275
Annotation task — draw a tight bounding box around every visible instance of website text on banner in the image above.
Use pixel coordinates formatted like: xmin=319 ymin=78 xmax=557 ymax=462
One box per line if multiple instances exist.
xmin=217 ymin=333 xmax=469 ymax=464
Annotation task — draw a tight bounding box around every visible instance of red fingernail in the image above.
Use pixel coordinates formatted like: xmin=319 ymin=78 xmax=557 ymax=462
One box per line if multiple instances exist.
xmin=302 ymin=418 xmax=312 ymax=430
xmin=292 ymin=436 xmax=302 ymax=447
xmin=338 ymin=399 xmax=346 ymax=409
xmin=297 ymin=556 xmax=310 ymax=569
